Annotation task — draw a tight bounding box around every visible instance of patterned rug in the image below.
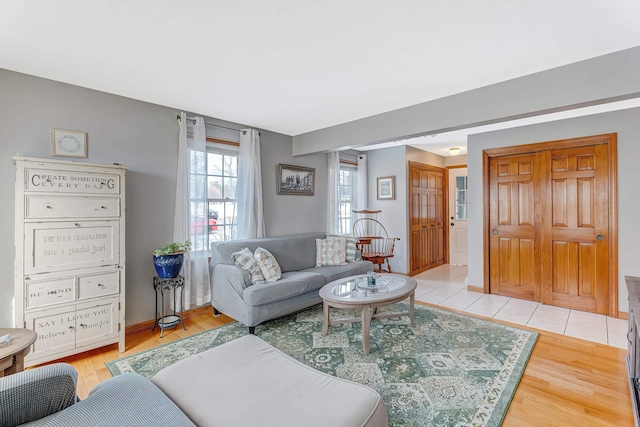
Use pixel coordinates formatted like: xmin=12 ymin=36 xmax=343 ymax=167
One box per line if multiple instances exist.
xmin=107 ymin=303 xmax=537 ymax=427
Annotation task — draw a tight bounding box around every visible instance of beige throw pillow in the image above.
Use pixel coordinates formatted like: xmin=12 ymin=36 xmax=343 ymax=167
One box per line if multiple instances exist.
xmin=315 ymin=237 xmax=347 ymax=267
xmin=254 ymin=247 xmax=282 ymax=282
xmin=328 ymin=234 xmax=359 ymax=262
xmin=230 ymin=248 xmax=266 ymax=285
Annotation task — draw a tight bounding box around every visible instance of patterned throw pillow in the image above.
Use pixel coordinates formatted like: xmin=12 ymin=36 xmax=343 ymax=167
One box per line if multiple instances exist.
xmin=315 ymin=237 xmax=347 ymax=267
xmin=328 ymin=234 xmax=359 ymax=262
xmin=230 ymin=248 xmax=266 ymax=285
xmin=254 ymin=247 xmax=282 ymax=282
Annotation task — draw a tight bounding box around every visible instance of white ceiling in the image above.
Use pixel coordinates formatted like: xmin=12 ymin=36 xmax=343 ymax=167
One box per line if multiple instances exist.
xmin=1 ymin=1 xmax=640 ymax=136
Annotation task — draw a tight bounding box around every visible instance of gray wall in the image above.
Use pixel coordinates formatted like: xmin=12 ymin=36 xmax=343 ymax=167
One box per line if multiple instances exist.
xmin=293 ymin=46 xmax=640 ymax=155
xmin=467 ymin=107 xmax=640 ymax=313
xmin=0 ymin=69 xmax=327 ymax=327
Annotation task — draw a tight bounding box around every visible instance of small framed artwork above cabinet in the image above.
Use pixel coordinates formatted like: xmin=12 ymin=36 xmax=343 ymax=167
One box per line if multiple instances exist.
xmin=14 ymin=157 xmax=127 ymax=367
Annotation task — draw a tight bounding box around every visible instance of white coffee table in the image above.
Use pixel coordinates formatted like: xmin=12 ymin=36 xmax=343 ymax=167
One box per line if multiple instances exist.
xmin=319 ymin=274 xmax=417 ymax=355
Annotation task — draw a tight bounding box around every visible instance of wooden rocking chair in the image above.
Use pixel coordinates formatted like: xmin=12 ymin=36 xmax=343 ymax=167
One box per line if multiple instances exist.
xmin=352 ymin=218 xmax=400 ymax=273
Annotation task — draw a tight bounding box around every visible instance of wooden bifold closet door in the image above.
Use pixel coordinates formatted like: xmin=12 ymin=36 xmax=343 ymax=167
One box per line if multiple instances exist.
xmin=488 ymin=137 xmax=613 ymax=315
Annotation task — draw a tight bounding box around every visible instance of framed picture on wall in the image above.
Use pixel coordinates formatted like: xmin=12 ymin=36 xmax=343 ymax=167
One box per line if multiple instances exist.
xmin=278 ymin=164 xmax=315 ymax=196
xmin=51 ymin=129 xmax=88 ymax=158
xmin=377 ymin=176 xmax=395 ymax=200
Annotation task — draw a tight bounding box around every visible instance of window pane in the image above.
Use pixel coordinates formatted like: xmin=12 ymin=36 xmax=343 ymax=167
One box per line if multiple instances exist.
xmin=224 ymin=156 xmax=237 ymax=177
xmin=456 ymin=176 xmax=467 ymax=191
xmin=456 ymin=190 xmax=466 ymax=205
xmin=209 ymin=201 xmax=225 ymax=223
xmin=224 ymin=177 xmax=237 ymax=200
xmin=207 ymin=152 xmax=223 ymax=175
xmin=208 ymin=176 xmax=222 ymax=199
xmin=456 ymin=205 xmax=467 ymax=220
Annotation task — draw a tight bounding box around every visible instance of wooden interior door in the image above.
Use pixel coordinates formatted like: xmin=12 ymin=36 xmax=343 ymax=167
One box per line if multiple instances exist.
xmin=541 ymin=145 xmax=609 ymax=313
xmin=489 ymin=154 xmax=540 ymax=300
xmin=409 ymin=162 xmax=445 ymax=275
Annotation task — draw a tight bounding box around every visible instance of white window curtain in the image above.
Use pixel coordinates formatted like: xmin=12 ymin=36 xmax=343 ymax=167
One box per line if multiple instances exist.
xmin=327 ymin=152 xmax=340 ymax=234
xmin=356 ymin=154 xmax=368 ymax=210
xmin=237 ymin=129 xmax=265 ymax=239
xmin=174 ymin=112 xmax=211 ymax=310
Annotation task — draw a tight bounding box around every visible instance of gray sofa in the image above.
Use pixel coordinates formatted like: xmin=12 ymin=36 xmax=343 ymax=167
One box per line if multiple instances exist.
xmin=1 ymin=335 xmax=388 ymax=427
xmin=209 ymin=232 xmax=373 ymax=332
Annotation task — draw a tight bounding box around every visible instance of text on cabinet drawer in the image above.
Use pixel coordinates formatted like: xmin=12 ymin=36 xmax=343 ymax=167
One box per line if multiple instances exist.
xmin=25 ymin=168 xmax=120 ymax=194
xmin=25 ymin=196 xmax=120 ymax=219
xmin=25 ymin=221 xmax=119 ymax=274
xmin=26 ymin=277 xmax=76 ymax=309
xmin=78 ymin=272 xmax=119 ymax=299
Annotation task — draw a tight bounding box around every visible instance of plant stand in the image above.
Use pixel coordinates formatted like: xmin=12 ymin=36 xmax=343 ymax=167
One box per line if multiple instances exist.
xmin=152 ymin=276 xmax=187 ymax=338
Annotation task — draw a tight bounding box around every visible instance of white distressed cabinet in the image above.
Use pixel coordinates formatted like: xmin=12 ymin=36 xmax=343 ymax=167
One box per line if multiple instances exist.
xmin=14 ymin=157 xmax=126 ymax=366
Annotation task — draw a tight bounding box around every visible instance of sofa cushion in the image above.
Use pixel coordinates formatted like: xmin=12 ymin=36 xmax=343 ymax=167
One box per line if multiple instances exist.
xmin=243 ymin=271 xmax=325 ymax=306
xmin=302 ymin=260 xmax=373 ymax=283
xmin=151 ymin=335 xmax=388 ymax=427
xmin=254 ymin=247 xmax=282 ymax=282
xmin=315 ymin=237 xmax=347 ymax=267
xmin=211 ymin=232 xmax=326 ymax=272
xmin=230 ymin=248 xmax=266 ymax=285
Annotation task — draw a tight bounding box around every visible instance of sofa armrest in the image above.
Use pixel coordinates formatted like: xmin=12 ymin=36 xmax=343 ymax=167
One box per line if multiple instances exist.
xmin=0 ymin=363 xmax=78 ymax=427
xmin=212 ymin=264 xmax=252 ymax=296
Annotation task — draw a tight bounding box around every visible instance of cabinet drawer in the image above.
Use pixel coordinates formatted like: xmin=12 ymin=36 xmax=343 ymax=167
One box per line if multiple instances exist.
xmin=24 ymin=305 xmax=77 ymax=359
xmin=25 ymin=168 xmax=121 ymax=194
xmin=26 ymin=277 xmax=75 ymax=309
xmin=24 ymin=221 xmax=120 ymax=274
xmin=25 ymin=196 xmax=120 ymax=219
xmin=78 ymin=272 xmax=119 ymax=300
xmin=75 ymin=297 xmax=119 ymax=349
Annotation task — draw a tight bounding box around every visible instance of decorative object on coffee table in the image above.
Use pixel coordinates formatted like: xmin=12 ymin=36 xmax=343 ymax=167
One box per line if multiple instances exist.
xmin=319 ymin=274 xmax=416 ymax=355
xmin=0 ymin=328 xmax=37 ymax=377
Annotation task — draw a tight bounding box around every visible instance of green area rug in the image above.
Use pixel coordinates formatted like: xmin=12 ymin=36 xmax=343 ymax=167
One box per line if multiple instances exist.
xmin=107 ymin=303 xmax=537 ymax=427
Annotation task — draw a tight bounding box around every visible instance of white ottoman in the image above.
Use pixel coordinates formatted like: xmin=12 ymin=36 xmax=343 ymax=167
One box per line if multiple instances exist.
xmin=151 ymin=334 xmax=388 ymax=427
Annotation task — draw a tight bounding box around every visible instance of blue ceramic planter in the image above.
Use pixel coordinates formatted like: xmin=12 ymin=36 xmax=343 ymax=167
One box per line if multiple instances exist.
xmin=153 ymin=253 xmax=185 ymax=278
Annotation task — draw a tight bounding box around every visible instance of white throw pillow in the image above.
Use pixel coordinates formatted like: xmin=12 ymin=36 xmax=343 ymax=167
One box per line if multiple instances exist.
xmin=315 ymin=237 xmax=347 ymax=267
xmin=230 ymin=248 xmax=266 ymax=285
xmin=254 ymin=247 xmax=282 ymax=282
xmin=328 ymin=234 xmax=359 ymax=262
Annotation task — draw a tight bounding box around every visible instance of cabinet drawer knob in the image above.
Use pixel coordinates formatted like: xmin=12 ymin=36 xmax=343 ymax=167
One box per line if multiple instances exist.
xmin=45 ymin=205 xmax=52 ymax=209
xmin=98 ymin=283 xmax=105 ymax=288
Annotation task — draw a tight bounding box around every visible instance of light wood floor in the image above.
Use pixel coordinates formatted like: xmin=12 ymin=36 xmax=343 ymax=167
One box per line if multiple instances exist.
xmin=39 ymin=305 xmax=633 ymax=427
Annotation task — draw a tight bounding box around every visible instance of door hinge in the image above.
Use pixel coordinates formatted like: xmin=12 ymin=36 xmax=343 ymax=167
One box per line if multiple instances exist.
xmin=118 ymin=302 xmax=121 ymax=311
xmin=118 ymin=323 xmax=121 ymax=332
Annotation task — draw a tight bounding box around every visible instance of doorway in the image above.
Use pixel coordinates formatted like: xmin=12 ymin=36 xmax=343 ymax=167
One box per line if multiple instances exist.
xmin=483 ymin=134 xmax=618 ymax=316
xmin=448 ymin=167 xmax=468 ymax=266
xmin=408 ymin=161 xmax=446 ymax=275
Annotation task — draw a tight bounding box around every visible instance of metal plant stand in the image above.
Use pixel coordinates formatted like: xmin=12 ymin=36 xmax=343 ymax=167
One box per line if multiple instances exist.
xmin=152 ymin=275 xmax=187 ymax=338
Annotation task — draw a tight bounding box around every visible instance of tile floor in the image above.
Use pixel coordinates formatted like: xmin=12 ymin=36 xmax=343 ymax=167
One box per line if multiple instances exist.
xmin=411 ymin=264 xmax=628 ymax=349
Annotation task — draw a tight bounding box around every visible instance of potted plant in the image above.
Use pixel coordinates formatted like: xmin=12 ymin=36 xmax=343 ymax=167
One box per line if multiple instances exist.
xmin=152 ymin=240 xmax=191 ymax=278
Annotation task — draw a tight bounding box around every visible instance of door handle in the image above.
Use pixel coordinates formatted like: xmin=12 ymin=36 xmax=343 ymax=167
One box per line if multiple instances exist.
xmin=596 ymin=234 xmax=605 ymax=241
xmin=492 ymin=229 xmax=498 ymax=235
xmin=450 ymin=223 xmax=455 ymax=226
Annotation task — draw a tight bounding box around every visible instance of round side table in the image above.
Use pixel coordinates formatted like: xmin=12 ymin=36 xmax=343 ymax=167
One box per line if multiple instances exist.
xmin=0 ymin=328 xmax=37 ymax=377
xmin=152 ymin=276 xmax=187 ymax=338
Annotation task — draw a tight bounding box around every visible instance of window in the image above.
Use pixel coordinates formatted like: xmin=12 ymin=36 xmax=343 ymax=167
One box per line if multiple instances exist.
xmin=338 ymin=166 xmax=357 ymax=235
xmin=455 ymin=175 xmax=468 ymax=220
xmin=189 ymin=147 xmax=238 ymax=251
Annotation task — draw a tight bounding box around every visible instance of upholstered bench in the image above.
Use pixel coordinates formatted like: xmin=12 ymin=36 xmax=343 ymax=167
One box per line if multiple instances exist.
xmin=151 ymin=334 xmax=388 ymax=427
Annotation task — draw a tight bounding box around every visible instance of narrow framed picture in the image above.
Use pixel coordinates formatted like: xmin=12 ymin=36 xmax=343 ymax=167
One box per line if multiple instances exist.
xmin=51 ymin=129 xmax=88 ymax=158
xmin=377 ymin=176 xmax=395 ymax=200
xmin=278 ymin=164 xmax=315 ymax=196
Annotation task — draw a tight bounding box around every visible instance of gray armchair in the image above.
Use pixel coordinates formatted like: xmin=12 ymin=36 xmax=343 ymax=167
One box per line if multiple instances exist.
xmin=0 ymin=363 xmax=78 ymax=427
xmin=0 ymin=363 xmax=195 ymax=427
